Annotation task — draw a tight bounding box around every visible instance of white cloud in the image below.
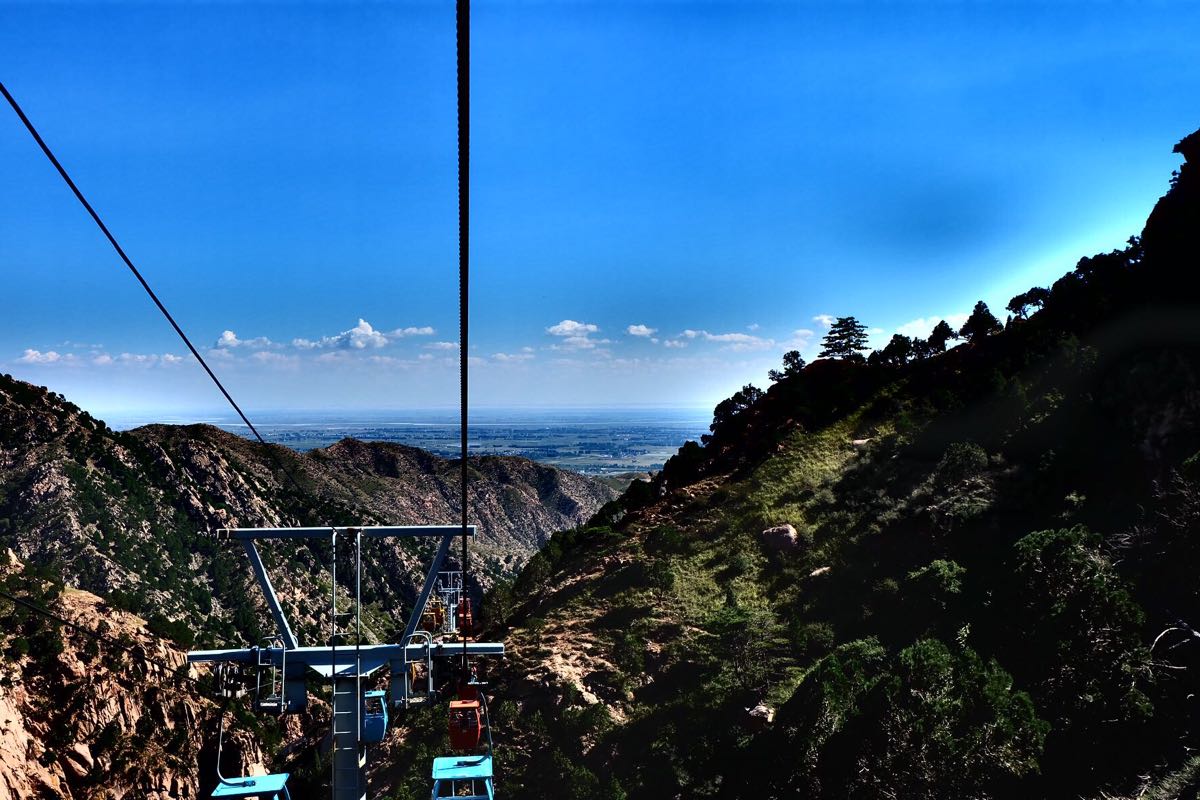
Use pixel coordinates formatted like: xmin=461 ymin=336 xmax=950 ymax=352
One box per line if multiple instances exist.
xmin=547 ymin=320 xmax=599 ymax=337
xmin=664 ymin=339 xmax=688 ymax=349
xmin=92 ymin=354 xmax=114 ymax=366
xmin=19 ymin=349 xmax=62 ymax=364
xmin=418 ymin=353 xmax=435 ymax=361
xmin=722 ymin=339 xmax=774 ymax=353
xmin=894 ymin=314 xmax=970 ymax=339
xmin=116 ymin=353 xmax=155 ymax=365
xmin=250 ymin=351 xmax=297 ymax=366
xmin=425 ymin=341 xmax=459 ymax=351
xmin=546 ymin=319 xmax=604 ymax=351
xmin=293 ymin=319 xmax=389 ymax=350
xmin=552 ymin=335 xmax=610 ymax=351
xmin=784 ymin=329 xmax=816 ymax=349
xmin=674 ymin=330 xmax=775 ymax=352
xmin=703 ymin=332 xmax=759 ymax=344
xmin=366 ymin=355 xmax=419 ymax=368
xmin=220 ymin=323 xmax=431 ymax=353
xmin=107 ymin=352 xmax=184 ymax=367
xmin=493 ymin=352 xmax=535 ymax=362
xmin=626 ymin=324 xmax=657 ymax=337
xmin=747 ymin=323 xmax=761 ymax=331
xmin=215 ymin=330 xmax=275 ymax=349
xmin=812 ymin=314 xmax=835 ymax=328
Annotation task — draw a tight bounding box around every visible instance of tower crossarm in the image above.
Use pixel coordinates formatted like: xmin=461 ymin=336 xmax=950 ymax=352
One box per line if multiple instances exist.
xmin=210 ymin=525 xmax=476 ymax=541
xmin=188 ymin=641 xmax=504 ymax=672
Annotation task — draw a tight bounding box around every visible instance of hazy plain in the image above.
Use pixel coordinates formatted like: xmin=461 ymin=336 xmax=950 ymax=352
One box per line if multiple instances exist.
xmin=109 ymin=407 xmax=711 ymax=475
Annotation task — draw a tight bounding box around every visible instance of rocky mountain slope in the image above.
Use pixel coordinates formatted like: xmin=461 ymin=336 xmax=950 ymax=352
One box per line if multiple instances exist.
xmin=469 ymin=127 xmax=1200 ymax=800
xmin=0 ymin=379 xmax=615 ymax=647
xmin=0 ymin=552 xmax=275 ymax=800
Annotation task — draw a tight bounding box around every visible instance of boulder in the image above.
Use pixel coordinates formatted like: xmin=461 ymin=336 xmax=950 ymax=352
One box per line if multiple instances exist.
xmin=744 ymin=703 xmax=775 ymax=732
xmin=761 ymin=524 xmax=802 ymax=553
xmin=71 ymin=742 xmax=93 ymax=768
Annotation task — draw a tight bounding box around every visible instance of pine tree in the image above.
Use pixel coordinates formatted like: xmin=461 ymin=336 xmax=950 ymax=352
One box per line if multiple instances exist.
xmin=958 ymin=301 xmax=1002 ymax=342
xmin=819 ymin=317 xmax=869 ymax=360
xmin=928 ymin=320 xmax=959 ymax=353
xmin=878 ymin=334 xmax=914 ymax=366
xmin=1006 ymin=287 xmax=1051 ymax=319
xmin=768 ymin=350 xmax=806 ymax=382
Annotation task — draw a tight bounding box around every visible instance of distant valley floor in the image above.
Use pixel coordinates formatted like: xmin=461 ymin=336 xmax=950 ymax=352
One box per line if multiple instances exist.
xmin=106 ymin=408 xmax=711 ymax=475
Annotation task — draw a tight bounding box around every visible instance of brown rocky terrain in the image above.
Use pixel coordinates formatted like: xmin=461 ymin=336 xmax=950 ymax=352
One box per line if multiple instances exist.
xmin=0 ymin=552 xmax=270 ymax=800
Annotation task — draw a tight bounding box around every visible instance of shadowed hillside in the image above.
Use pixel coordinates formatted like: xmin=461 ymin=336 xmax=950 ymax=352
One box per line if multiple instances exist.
xmin=470 ymin=127 xmax=1200 ymax=800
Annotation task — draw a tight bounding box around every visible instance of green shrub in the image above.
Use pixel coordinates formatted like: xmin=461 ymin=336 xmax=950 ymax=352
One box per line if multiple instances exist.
xmin=7 ymin=637 xmax=30 ymax=659
xmin=906 ymin=559 xmax=966 ymax=613
xmin=645 ymin=526 xmax=686 ymax=556
xmin=646 ymin=562 xmax=675 ymax=594
xmin=515 ymin=552 xmax=552 ymax=596
xmin=563 ymin=702 xmax=612 ymax=740
xmin=936 ymin=442 xmax=989 ymax=485
xmin=789 ymin=621 xmax=835 ymax=662
xmin=766 ymin=638 xmax=1046 ymax=799
xmin=846 ymin=639 xmax=1046 ymax=798
xmin=1010 ymin=526 xmax=1151 ymax=729
xmin=612 ymin=631 xmax=645 ymax=675
xmin=147 ymin=614 xmax=196 ymax=648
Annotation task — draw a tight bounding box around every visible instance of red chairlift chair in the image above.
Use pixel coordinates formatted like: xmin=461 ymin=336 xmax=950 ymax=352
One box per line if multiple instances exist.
xmin=456 ymin=597 xmax=475 ymax=634
xmin=448 ymin=698 xmax=483 ymax=750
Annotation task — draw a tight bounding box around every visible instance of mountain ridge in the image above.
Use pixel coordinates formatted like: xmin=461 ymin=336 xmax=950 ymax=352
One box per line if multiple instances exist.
xmin=0 ymin=376 xmax=616 ymax=648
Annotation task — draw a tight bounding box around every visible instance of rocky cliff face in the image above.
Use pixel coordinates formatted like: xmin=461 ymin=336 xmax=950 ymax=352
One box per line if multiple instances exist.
xmin=0 ymin=376 xmax=615 ymax=646
xmin=0 ymin=553 xmax=269 ymax=800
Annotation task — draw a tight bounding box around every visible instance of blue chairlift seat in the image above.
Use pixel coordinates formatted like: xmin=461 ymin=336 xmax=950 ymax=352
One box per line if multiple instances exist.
xmin=210 ymin=773 xmax=291 ymax=800
xmin=431 ymin=755 xmax=493 ymax=800
xmin=362 ymin=689 xmax=389 ymax=743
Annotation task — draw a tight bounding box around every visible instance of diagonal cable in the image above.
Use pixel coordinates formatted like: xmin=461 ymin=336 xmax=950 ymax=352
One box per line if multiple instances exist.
xmin=0 ymin=80 xmax=314 ymax=502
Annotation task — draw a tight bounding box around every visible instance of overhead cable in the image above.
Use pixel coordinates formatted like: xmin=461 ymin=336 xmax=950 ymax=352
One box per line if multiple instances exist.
xmin=0 ymin=81 xmax=313 ymax=502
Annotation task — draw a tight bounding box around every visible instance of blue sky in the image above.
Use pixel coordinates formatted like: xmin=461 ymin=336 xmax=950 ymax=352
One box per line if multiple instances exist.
xmin=2 ymin=0 xmax=1198 ymax=416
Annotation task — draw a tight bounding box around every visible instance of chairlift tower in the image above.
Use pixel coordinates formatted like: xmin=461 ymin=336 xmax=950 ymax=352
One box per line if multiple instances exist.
xmin=436 ymin=571 xmax=464 ymax=636
xmin=188 ymin=525 xmax=504 ymax=800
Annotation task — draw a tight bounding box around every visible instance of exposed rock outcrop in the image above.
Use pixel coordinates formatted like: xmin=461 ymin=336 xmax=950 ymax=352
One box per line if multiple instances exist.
xmin=0 ymin=568 xmax=266 ymax=799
